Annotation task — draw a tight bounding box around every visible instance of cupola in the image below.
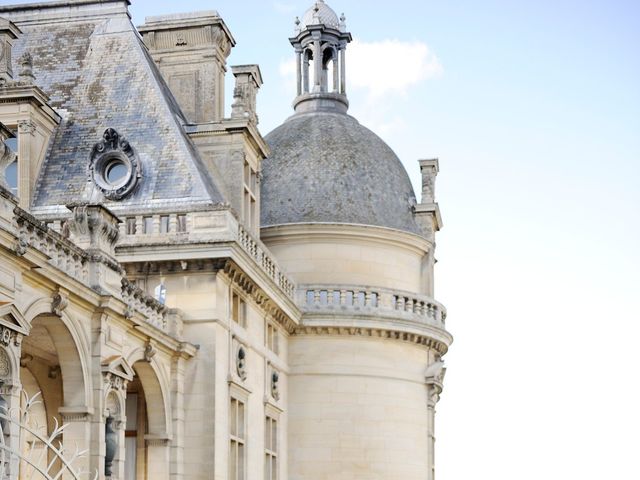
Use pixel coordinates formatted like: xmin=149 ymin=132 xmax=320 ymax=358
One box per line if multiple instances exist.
xmin=290 ymin=0 xmax=352 ymax=114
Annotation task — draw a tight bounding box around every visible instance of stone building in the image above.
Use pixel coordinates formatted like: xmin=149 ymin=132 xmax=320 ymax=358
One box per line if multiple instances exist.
xmin=0 ymin=0 xmax=451 ymax=479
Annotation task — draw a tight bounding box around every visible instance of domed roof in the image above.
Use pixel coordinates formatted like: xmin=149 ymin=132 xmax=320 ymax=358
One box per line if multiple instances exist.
xmin=301 ymin=1 xmax=340 ymax=29
xmin=261 ymin=111 xmax=421 ymax=235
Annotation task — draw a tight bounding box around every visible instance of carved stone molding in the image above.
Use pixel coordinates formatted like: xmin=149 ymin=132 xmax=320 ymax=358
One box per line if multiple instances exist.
xmin=17 ymin=119 xmax=36 ymax=136
xmin=0 ymin=325 xmax=19 ymax=348
xmin=223 ymin=261 xmax=297 ymax=334
xmin=103 ymin=372 xmax=127 ymax=392
xmin=14 ymin=235 xmax=28 ymax=256
xmin=294 ymin=325 xmax=449 ymax=355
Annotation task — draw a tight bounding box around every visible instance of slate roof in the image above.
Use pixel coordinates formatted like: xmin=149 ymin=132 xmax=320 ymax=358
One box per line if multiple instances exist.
xmin=1 ymin=2 xmax=227 ymax=215
xmin=261 ymin=111 xmax=421 ymax=235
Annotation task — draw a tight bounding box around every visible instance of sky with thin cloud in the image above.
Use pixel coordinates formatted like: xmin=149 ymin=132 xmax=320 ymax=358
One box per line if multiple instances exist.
xmin=4 ymin=0 xmax=640 ymax=478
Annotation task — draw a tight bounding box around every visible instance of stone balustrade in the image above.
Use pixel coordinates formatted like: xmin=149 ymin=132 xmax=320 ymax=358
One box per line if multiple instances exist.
xmin=299 ymin=284 xmax=447 ymax=328
xmin=237 ymin=224 xmax=296 ymax=300
xmin=14 ymin=209 xmax=90 ymax=284
xmin=121 ymin=278 xmax=169 ymax=332
xmin=116 ymin=211 xmax=295 ymax=301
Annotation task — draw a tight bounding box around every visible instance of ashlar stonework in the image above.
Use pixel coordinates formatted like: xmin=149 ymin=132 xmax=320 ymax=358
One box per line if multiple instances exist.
xmin=0 ymin=1 xmax=451 ymax=479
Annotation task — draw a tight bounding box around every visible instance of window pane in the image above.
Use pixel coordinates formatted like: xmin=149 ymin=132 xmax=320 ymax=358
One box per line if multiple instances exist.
xmin=160 ymin=215 xmax=169 ymax=233
xmin=230 ymin=442 xmax=237 ymax=480
xmin=230 ymin=399 xmax=237 ymax=437
xmin=272 ymin=420 xmax=277 ymax=453
xmin=238 ymin=401 xmax=245 ymax=439
xmin=238 ymin=443 xmax=245 ymax=480
xmin=5 ymin=160 xmax=17 ymax=194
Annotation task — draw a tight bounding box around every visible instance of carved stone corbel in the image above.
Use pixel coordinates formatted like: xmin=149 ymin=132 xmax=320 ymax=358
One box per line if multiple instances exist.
xmin=425 ymin=359 xmax=446 ymax=408
xmin=144 ymin=341 xmax=157 ymax=363
xmin=51 ymin=291 xmax=68 ymax=316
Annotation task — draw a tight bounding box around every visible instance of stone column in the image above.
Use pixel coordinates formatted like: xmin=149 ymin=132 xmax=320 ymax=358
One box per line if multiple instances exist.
xmin=313 ymin=39 xmax=322 ymax=91
xmin=332 ymin=51 xmax=339 ymax=93
xmin=302 ymin=53 xmax=310 ymax=93
xmin=340 ymin=46 xmax=346 ymax=94
xmin=295 ymin=49 xmax=302 ymax=96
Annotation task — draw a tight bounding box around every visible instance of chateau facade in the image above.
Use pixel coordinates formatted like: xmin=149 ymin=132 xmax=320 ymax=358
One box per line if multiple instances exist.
xmin=0 ymin=1 xmax=451 ymax=479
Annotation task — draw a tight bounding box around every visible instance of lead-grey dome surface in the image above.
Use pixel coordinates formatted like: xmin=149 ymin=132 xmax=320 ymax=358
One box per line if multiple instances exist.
xmin=301 ymin=1 xmax=339 ymax=29
xmin=261 ymin=112 xmax=421 ymax=235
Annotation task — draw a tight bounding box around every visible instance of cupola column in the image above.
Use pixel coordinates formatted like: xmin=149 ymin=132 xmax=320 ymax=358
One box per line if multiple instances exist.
xmin=332 ymin=49 xmax=339 ymax=93
xmin=339 ymin=44 xmax=346 ymax=94
xmin=313 ymin=38 xmax=322 ymax=92
xmin=295 ymin=48 xmax=303 ymax=96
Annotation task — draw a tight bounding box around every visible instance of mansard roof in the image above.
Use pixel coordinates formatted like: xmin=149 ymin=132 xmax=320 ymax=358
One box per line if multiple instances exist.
xmin=1 ymin=1 xmax=227 ymax=215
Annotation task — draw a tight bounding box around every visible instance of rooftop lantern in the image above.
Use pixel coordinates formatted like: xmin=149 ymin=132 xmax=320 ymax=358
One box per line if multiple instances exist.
xmin=289 ymin=0 xmax=352 ymax=114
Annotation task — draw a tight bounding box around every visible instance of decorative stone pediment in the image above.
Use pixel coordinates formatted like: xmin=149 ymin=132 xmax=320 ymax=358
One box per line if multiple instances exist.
xmin=101 ymin=355 xmax=135 ymax=391
xmin=0 ymin=303 xmax=30 ymax=337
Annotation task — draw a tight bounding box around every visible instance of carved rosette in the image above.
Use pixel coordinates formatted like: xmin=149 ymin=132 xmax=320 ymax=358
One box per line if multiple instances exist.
xmin=89 ymin=128 xmax=141 ymax=200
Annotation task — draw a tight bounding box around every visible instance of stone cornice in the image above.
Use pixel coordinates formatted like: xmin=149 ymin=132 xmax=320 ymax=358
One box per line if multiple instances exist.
xmin=260 ymin=222 xmax=432 ymax=255
xmin=294 ymin=322 xmax=450 ymax=355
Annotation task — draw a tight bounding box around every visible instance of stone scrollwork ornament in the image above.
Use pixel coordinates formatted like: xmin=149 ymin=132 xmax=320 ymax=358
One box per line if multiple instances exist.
xmin=144 ymin=342 xmax=157 ymax=363
xmin=51 ymin=291 xmax=68 ymax=316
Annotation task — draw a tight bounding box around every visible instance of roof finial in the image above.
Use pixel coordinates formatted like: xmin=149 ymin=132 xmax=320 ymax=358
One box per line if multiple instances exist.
xmin=339 ymin=13 xmax=346 ymax=31
xmin=294 ymin=16 xmax=301 ymax=34
xmin=18 ymin=51 xmax=35 ymax=85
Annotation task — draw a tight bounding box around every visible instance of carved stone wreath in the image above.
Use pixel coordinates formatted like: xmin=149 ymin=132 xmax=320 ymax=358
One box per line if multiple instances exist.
xmin=89 ymin=128 xmax=140 ymax=200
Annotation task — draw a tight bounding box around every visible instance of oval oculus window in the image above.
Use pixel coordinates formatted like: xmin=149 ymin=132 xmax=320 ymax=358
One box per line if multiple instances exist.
xmin=89 ymin=128 xmax=140 ymax=200
xmin=105 ymin=159 xmax=128 ymax=185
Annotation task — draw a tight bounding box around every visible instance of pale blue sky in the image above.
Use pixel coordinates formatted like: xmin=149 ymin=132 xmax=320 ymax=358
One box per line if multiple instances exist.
xmin=8 ymin=0 xmax=640 ymax=478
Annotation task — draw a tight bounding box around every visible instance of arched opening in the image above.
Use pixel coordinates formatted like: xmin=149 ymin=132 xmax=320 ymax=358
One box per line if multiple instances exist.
xmin=119 ymin=356 xmax=170 ymax=480
xmin=124 ymin=377 xmax=146 ymax=480
xmin=303 ymin=48 xmax=313 ymax=93
xmin=322 ymin=46 xmax=337 ymax=93
xmin=18 ymin=312 xmax=91 ymax=477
